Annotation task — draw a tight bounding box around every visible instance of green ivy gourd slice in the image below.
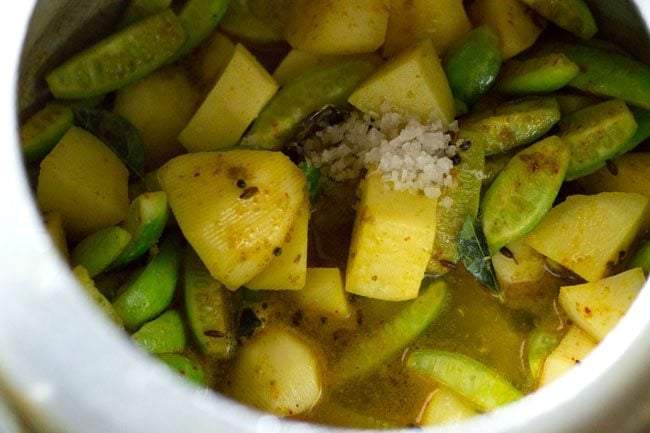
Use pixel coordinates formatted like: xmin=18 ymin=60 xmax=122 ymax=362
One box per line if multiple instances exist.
xmin=20 ymin=103 xmax=73 ymax=163
xmin=460 ymin=97 xmax=561 ymax=155
xmin=442 ymin=26 xmax=503 ymax=106
xmin=175 ymin=0 xmax=231 ymax=58
xmin=407 ymin=350 xmax=523 ymax=412
xmin=112 ymin=231 xmax=182 ymax=331
xmin=118 ymin=0 xmax=172 ymax=29
xmin=496 ymin=53 xmax=580 ymax=95
xmin=528 ymin=329 xmax=561 ymax=379
xmin=111 ymin=191 xmax=169 ymax=268
xmin=241 ymin=58 xmax=377 ymax=150
xmin=480 ymin=135 xmax=570 ymax=254
xmin=157 ymin=353 xmax=206 ymax=385
xmin=331 ymin=279 xmax=448 ymax=384
xmin=428 ymin=130 xmax=485 ymax=275
xmin=519 ymin=0 xmax=597 ymax=40
xmin=559 ymin=99 xmax=638 ymax=180
xmin=71 ymin=226 xmax=132 ymax=277
xmin=219 ymin=0 xmax=293 ymax=43
xmin=46 ymin=10 xmax=186 ymax=99
xmin=131 ymin=310 xmax=187 ymax=354
xmin=184 ymin=247 xmax=236 ymax=359
xmin=556 ymin=43 xmax=650 ymax=109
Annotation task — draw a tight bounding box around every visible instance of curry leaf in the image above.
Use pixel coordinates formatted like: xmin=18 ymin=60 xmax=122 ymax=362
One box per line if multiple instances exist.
xmin=458 ymin=214 xmax=503 ymax=299
xmin=73 ymin=107 xmax=145 ymax=179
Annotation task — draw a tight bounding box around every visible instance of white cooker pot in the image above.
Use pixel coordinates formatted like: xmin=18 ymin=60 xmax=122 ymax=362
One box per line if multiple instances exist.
xmin=1 ymin=2 xmax=649 ymax=433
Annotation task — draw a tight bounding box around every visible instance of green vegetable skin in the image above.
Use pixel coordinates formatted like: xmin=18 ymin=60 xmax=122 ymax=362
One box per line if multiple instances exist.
xmin=555 ymin=92 xmax=601 ymax=116
xmin=406 ymin=350 xmax=523 ymax=411
xmin=131 ymin=310 xmax=187 ymax=354
xmin=73 ymin=108 xmax=146 ymax=178
xmin=481 ymin=136 xmax=570 ymax=254
xmin=559 ymin=100 xmax=638 ymax=180
xmin=71 ymin=226 xmax=132 ymax=277
xmin=20 ymin=103 xmax=73 ymax=163
xmin=556 ymin=43 xmax=650 ymax=109
xmin=112 ymin=191 xmax=169 ymax=268
xmin=118 ymin=0 xmax=172 ymax=29
xmin=184 ymin=247 xmax=235 ymax=358
xmin=219 ymin=0 xmax=292 ymax=43
xmin=240 ymin=58 xmax=377 ymax=150
xmin=482 ymin=152 xmax=514 ymax=187
xmin=520 ymin=0 xmax=597 ymax=40
xmin=112 ymin=232 xmax=182 ymax=331
xmin=46 ymin=10 xmax=186 ymax=99
xmin=528 ymin=329 xmax=561 ymax=379
xmin=496 ymin=54 xmax=580 ymax=95
xmin=73 ymin=266 xmax=123 ymax=327
xmin=176 ymin=0 xmax=231 ymax=58
xmin=331 ymin=279 xmax=448 ymax=384
xmin=460 ymin=97 xmax=561 ymax=155
xmin=157 ymin=353 xmax=206 ymax=385
xmin=443 ymin=26 xmax=502 ymax=106
xmin=628 ymin=241 xmax=650 ymax=276
xmin=428 ymin=130 xmax=485 ymax=274
xmin=299 ymin=161 xmax=321 ymax=203
xmin=617 ymin=107 xmax=650 ymax=157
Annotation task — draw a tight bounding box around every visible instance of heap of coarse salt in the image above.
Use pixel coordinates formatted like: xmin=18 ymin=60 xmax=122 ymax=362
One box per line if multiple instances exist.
xmin=303 ymin=108 xmax=465 ymax=201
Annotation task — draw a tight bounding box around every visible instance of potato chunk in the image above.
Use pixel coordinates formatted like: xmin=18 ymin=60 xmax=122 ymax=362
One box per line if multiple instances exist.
xmin=526 ymin=192 xmax=648 ymax=282
xmin=383 ymin=0 xmax=471 ymax=58
xmin=469 ymin=0 xmax=545 ymax=59
xmin=246 ymin=197 xmax=309 ymax=291
xmin=230 ymin=327 xmax=322 ymax=416
xmin=559 ymin=268 xmax=645 ymax=342
xmin=179 ymin=44 xmax=278 ymax=152
xmin=419 ymin=387 xmax=477 ymax=426
xmin=293 ymin=268 xmax=351 ymax=318
xmin=539 ymin=326 xmax=596 ymax=385
xmin=346 ymin=174 xmax=438 ymax=301
xmin=285 ymin=0 xmax=389 ymax=55
xmin=114 ymin=66 xmax=201 ymax=169
xmin=37 ymin=127 xmax=129 ymax=240
xmin=348 ymin=39 xmax=455 ymax=125
xmin=581 ymin=152 xmax=650 ymax=228
xmin=492 ymin=238 xmax=546 ymax=287
xmin=158 ymin=150 xmax=306 ymax=289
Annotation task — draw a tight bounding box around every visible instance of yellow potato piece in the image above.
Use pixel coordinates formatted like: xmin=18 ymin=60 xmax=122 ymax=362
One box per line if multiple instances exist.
xmin=581 ymin=152 xmax=650 ymax=229
xmin=469 ymin=0 xmax=546 ymax=59
xmin=419 ymin=387 xmax=477 ymax=426
xmin=492 ymin=238 xmax=546 ymax=287
xmin=188 ymin=31 xmax=236 ymax=91
xmin=285 ymin=0 xmax=389 ymax=55
xmin=383 ymin=0 xmax=471 ymax=58
xmin=246 ymin=196 xmax=309 ymax=291
xmin=114 ymin=66 xmax=201 ymax=169
xmin=348 ymin=38 xmax=455 ymax=125
xmin=179 ymin=44 xmax=278 ymax=152
xmin=526 ymin=192 xmax=648 ymax=282
xmin=37 ymin=127 xmax=129 ymax=240
xmin=559 ymin=267 xmax=645 ymax=342
xmin=230 ymin=327 xmax=322 ymax=416
xmin=293 ymin=268 xmax=351 ymax=318
xmin=158 ymin=150 xmax=306 ymax=290
xmin=539 ymin=325 xmax=596 ymax=386
xmin=346 ymin=173 xmax=438 ymax=301
xmin=42 ymin=211 xmax=69 ymax=260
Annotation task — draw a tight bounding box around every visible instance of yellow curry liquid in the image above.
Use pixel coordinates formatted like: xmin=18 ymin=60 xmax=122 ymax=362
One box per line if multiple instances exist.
xmin=191 ymin=183 xmax=575 ymax=429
